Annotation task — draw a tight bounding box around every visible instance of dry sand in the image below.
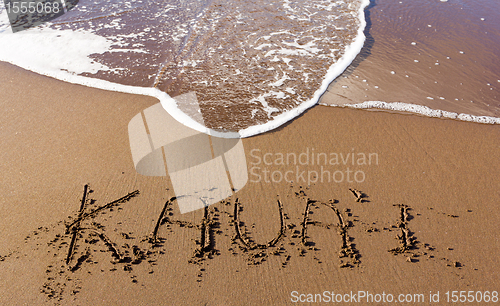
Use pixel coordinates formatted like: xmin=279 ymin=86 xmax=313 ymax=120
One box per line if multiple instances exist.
xmin=0 ymin=61 xmax=499 ymax=305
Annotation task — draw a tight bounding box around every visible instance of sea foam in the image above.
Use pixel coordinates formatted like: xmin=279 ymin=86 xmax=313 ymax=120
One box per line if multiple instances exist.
xmin=0 ymin=0 xmax=371 ymax=137
xmin=323 ymin=101 xmax=500 ymax=125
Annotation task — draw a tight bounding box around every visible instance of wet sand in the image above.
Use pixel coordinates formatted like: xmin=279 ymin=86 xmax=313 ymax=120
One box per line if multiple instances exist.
xmin=0 ymin=61 xmax=499 ymax=305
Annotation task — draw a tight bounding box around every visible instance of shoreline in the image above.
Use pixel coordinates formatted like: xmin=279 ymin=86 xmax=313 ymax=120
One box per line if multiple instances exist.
xmin=0 ymin=0 xmax=370 ymax=137
xmin=0 ymin=61 xmax=499 ymax=305
xmin=324 ymin=0 xmax=500 ymax=120
xmin=4 ymin=0 xmax=499 ymax=135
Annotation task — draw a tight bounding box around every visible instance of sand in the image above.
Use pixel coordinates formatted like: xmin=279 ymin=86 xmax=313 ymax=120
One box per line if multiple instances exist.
xmin=0 ymin=61 xmax=499 ymax=305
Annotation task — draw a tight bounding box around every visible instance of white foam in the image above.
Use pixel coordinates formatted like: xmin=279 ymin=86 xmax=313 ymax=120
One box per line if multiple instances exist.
xmin=0 ymin=27 xmax=119 ymax=74
xmin=269 ymin=72 xmax=290 ymax=87
xmin=282 ymin=40 xmax=322 ymax=54
xmin=321 ymin=101 xmax=500 ymax=125
xmin=0 ymin=26 xmax=221 ymax=137
xmin=249 ymin=91 xmax=284 ymax=117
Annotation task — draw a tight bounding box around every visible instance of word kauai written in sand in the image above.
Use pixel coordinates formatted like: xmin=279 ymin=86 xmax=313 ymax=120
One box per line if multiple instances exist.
xmin=28 ymin=184 xmax=466 ymax=301
xmin=249 ymin=148 xmax=379 ymax=184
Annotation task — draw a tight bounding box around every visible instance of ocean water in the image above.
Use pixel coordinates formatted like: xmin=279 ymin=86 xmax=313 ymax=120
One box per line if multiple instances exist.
xmin=323 ymin=0 xmax=500 ymax=123
xmin=0 ymin=0 xmax=498 ymax=137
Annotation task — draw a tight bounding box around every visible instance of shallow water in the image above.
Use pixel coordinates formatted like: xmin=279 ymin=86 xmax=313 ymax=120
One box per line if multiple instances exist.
xmin=324 ymin=0 xmax=500 ymax=119
xmin=0 ymin=0 xmax=367 ymax=133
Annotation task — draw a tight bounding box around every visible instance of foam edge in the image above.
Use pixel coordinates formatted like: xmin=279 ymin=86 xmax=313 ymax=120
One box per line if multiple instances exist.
xmin=235 ymin=0 xmax=372 ymax=138
xmin=320 ymin=101 xmax=500 ymax=125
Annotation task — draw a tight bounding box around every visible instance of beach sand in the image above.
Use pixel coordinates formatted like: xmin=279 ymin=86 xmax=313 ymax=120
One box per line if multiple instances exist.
xmin=0 ymin=61 xmax=499 ymax=305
